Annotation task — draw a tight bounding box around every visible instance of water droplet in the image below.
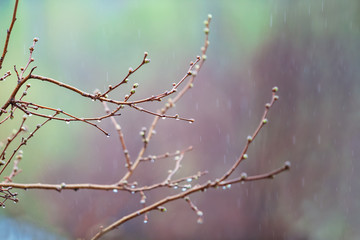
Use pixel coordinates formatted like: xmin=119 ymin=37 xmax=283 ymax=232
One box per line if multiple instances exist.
xmin=2 ymin=205 xmax=5 ymax=209
xmin=181 ymin=187 xmax=187 ymax=192
xmin=131 ymin=191 xmax=135 ymax=194
xmin=150 ymin=158 xmax=155 ymax=163
xmin=97 ymin=120 xmax=102 ymax=123
xmin=106 ymin=135 xmax=110 ymax=138
xmin=162 ymin=117 xmax=166 ymax=120
xmin=197 ymin=218 xmax=203 ymax=224
xmin=173 ymin=186 xmax=178 ymax=189
xmin=186 ymin=178 xmax=192 ymax=182
xmin=143 ymin=220 xmax=148 ymax=224
xmin=113 ymin=189 xmax=118 ymax=193
xmin=66 ymin=120 xmax=70 ymax=124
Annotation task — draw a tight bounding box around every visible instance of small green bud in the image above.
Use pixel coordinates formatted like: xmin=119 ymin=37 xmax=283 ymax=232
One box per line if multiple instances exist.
xmin=204 ymin=28 xmax=209 ymax=34
xmin=240 ymin=172 xmax=247 ymax=179
xmin=263 ymin=119 xmax=268 ymax=124
xmin=242 ymin=154 xmax=248 ymax=159
xmin=130 ymin=89 xmax=135 ymax=94
xmin=284 ymin=161 xmax=291 ymax=169
xmin=158 ymin=206 xmax=167 ymax=212
xmin=133 ymin=83 xmax=139 ymax=88
xmin=272 ymin=86 xmax=279 ymax=92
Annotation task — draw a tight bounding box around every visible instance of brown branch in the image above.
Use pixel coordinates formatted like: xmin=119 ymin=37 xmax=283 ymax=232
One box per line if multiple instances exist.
xmin=101 ymin=52 xmax=150 ymax=97
xmin=140 ymin=146 xmax=193 ymax=162
xmin=14 ymin=101 xmax=110 ymax=136
xmin=0 ymin=0 xmax=19 ymax=70
xmin=218 ymin=87 xmax=279 ymax=183
xmin=103 ymin=102 xmax=131 ymax=172
xmin=116 ymin=15 xmax=213 ymax=184
xmin=91 ymin=162 xmax=288 ymax=240
xmin=0 ymin=112 xmax=58 ymax=176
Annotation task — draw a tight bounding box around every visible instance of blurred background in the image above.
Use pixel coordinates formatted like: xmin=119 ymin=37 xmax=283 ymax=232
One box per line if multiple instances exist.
xmin=0 ymin=0 xmax=359 ymax=239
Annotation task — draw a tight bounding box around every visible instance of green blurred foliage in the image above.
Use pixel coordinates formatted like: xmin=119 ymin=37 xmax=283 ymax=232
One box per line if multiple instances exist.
xmin=1 ymin=0 xmax=360 ymax=239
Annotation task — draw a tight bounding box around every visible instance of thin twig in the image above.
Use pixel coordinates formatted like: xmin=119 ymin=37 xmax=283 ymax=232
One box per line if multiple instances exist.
xmin=0 ymin=0 xmax=19 ymax=70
